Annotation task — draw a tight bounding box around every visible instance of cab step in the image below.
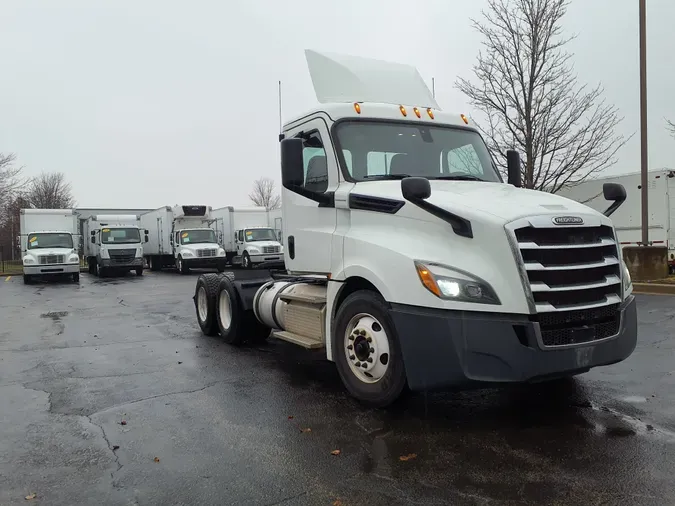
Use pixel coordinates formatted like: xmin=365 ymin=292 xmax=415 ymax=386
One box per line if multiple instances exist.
xmin=271 ymin=330 xmax=324 ymax=349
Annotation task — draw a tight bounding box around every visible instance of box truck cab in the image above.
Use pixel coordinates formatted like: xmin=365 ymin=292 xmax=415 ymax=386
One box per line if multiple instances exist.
xmin=20 ymin=209 xmax=80 ymax=284
xmin=235 ymin=226 xmax=284 ymax=268
xmin=84 ymin=214 xmax=147 ymax=277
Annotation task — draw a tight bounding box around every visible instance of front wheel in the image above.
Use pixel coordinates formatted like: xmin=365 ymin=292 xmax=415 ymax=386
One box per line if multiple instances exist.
xmin=242 ymin=252 xmax=252 ymax=269
xmin=177 ymin=256 xmax=189 ymax=275
xmin=333 ymin=290 xmax=407 ymax=408
xmin=135 ymin=267 xmax=143 ymax=277
xmin=23 ymin=274 xmax=32 ymax=285
xmin=73 ymin=272 xmax=80 ymax=283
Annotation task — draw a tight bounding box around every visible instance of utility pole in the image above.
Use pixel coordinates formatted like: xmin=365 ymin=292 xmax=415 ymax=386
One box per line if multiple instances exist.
xmin=639 ymin=0 xmax=649 ymax=246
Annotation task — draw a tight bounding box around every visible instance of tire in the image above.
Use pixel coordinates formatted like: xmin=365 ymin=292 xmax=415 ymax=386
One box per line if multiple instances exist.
xmin=193 ymin=273 xmax=221 ymax=336
xmin=23 ymin=274 xmax=32 ymax=285
xmin=98 ymin=265 xmax=106 ymax=278
xmin=177 ymin=256 xmax=189 ymax=275
xmin=215 ymin=275 xmax=270 ymax=345
xmin=73 ymin=272 xmax=80 ymax=283
xmin=135 ymin=268 xmax=143 ymax=277
xmin=332 ymin=290 xmax=407 ymax=408
xmin=150 ymin=256 xmax=160 ymax=272
xmin=242 ymin=252 xmax=252 ymax=269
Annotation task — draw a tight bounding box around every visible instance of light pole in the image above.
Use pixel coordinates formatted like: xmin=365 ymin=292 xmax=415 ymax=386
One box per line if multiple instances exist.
xmin=639 ymin=0 xmax=648 ymax=246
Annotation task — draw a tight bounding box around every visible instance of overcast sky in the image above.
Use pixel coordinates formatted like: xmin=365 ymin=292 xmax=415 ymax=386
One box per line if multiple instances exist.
xmin=1 ymin=0 xmax=673 ymax=209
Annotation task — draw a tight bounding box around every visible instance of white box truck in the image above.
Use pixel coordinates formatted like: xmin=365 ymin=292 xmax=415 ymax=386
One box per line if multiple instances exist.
xmin=192 ymin=50 xmax=638 ymax=407
xmin=83 ymin=214 xmax=147 ymax=277
xmin=140 ymin=205 xmax=226 ymax=274
xmin=557 ymin=169 xmax=675 ymax=271
xmin=210 ymin=206 xmax=284 ymax=268
xmin=20 ymin=208 xmax=81 ymax=284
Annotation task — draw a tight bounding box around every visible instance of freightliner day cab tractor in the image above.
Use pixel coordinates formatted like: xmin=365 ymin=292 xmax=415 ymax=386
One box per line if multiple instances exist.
xmin=20 ymin=208 xmax=81 ymax=284
xmin=193 ymin=50 xmax=638 ymax=407
xmin=83 ymin=214 xmax=147 ymax=277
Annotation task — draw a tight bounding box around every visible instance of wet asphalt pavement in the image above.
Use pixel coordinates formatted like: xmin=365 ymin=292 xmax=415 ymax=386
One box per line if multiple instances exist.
xmin=1 ymin=271 xmax=674 ymax=506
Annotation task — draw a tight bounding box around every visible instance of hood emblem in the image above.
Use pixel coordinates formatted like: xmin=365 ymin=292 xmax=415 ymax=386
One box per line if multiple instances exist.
xmin=552 ymin=216 xmax=584 ymax=226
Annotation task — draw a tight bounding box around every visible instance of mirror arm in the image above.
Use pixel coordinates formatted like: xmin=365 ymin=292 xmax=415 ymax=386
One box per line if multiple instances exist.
xmin=603 ymin=198 xmax=625 ymax=218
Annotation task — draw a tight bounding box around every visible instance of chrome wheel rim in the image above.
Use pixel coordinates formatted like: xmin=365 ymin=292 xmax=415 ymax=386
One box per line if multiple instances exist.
xmin=344 ymin=313 xmax=390 ymax=384
xmin=197 ymin=286 xmax=208 ymax=322
xmin=218 ymin=289 xmax=232 ymax=330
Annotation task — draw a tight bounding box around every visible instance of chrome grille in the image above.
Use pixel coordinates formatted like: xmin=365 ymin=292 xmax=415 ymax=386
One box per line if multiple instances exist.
xmin=262 ymin=246 xmax=280 ymax=254
xmin=197 ymin=249 xmax=217 ymax=258
xmin=39 ymin=255 xmax=64 ymax=264
xmin=514 ymin=224 xmax=622 ymax=312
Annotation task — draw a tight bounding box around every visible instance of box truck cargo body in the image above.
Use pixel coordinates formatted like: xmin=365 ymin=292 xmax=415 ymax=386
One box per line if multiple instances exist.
xmin=140 ymin=205 xmax=226 ymax=274
xmin=83 ymin=214 xmax=146 ymax=277
xmin=20 ymin=209 xmax=81 ymax=284
xmin=210 ymin=206 xmax=284 ymax=268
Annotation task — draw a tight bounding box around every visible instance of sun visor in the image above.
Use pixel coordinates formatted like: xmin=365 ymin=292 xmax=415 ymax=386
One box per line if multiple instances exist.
xmin=304 ymin=49 xmax=440 ymax=110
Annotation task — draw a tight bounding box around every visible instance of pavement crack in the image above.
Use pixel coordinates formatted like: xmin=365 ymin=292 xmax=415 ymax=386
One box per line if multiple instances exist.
xmin=86 ymin=414 xmax=124 ymax=485
xmin=264 ymin=490 xmax=307 ymax=505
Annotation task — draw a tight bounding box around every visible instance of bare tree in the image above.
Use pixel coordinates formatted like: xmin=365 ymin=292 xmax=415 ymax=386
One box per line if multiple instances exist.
xmin=667 ymin=118 xmax=675 ymax=138
xmin=455 ymin=0 xmax=629 ymax=193
xmin=0 ymin=153 xmax=26 ymax=213
xmin=249 ymin=177 xmax=281 ymax=210
xmin=25 ymin=172 xmax=75 ymax=209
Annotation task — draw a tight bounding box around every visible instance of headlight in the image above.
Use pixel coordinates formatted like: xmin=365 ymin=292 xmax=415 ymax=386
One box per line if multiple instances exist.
xmin=182 ymin=250 xmax=194 ymax=257
xmin=23 ymin=257 xmax=35 ymax=265
xmin=622 ymin=261 xmax=633 ymax=298
xmin=414 ymin=261 xmax=500 ymax=305
xmin=68 ymin=255 xmax=79 ymax=263
xmin=248 ymin=247 xmax=260 ymax=254
xmin=100 ymin=248 xmax=109 ymax=259
xmin=217 ymin=248 xmax=225 ymax=256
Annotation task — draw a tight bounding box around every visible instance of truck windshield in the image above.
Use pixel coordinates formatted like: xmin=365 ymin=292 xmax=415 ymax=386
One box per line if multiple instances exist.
xmin=181 ymin=229 xmax=216 ymax=245
xmin=101 ymin=227 xmax=141 ymax=244
xmin=334 ymin=120 xmax=501 ymax=182
xmin=245 ymin=228 xmax=277 ymax=242
xmin=27 ymin=233 xmax=73 ymax=250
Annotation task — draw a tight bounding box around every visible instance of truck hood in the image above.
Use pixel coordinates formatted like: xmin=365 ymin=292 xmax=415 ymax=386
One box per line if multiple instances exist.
xmin=180 ymin=243 xmax=220 ymax=251
xmin=352 ymin=181 xmax=607 ymax=224
xmin=247 ymin=241 xmax=282 ymax=249
xmin=25 ymin=248 xmax=75 ymax=257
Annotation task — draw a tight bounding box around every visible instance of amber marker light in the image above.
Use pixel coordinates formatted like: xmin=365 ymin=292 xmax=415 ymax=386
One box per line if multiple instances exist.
xmin=413 ymin=107 xmax=421 ymax=118
xmin=415 ymin=263 xmax=441 ymax=297
xmin=399 ymin=105 xmax=407 ymax=117
xmin=460 ymin=114 xmax=469 ymax=124
xmin=427 ymin=108 xmax=435 ymax=119
xmin=354 ymin=103 xmax=361 ymax=114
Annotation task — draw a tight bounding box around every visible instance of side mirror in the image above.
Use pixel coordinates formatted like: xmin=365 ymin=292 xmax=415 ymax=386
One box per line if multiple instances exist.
xmin=401 ymin=177 xmax=431 ymax=201
xmin=280 ymin=138 xmax=305 ymax=189
xmin=602 ymin=182 xmax=627 ymax=217
xmin=90 ymin=230 xmax=96 ymax=236
xmin=144 ymin=229 xmax=149 ymax=234
xmin=144 ymin=235 xmax=149 ymax=243
xmin=91 ymin=236 xmax=96 ymax=244
xmin=507 ymin=150 xmax=522 ymax=188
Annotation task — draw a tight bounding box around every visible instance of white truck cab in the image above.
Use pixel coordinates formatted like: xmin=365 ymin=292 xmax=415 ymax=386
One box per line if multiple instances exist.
xmin=84 ymin=215 xmax=146 ymax=277
xmin=234 ymin=226 xmax=283 ymax=269
xmin=20 ymin=209 xmax=81 ymax=284
xmin=193 ymin=50 xmax=638 ymax=407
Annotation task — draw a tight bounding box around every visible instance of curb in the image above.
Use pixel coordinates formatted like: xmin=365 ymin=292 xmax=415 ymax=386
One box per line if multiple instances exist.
xmin=633 ymin=283 xmax=675 ymax=295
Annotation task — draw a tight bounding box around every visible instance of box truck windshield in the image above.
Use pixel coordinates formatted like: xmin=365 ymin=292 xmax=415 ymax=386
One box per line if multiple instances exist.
xmin=334 ymin=121 xmax=500 ymax=181
xmin=102 ymin=228 xmax=141 ymax=244
xmin=181 ymin=229 xmax=216 ymax=244
xmin=27 ymin=233 xmax=73 ymax=249
xmin=245 ymin=228 xmax=277 ymax=242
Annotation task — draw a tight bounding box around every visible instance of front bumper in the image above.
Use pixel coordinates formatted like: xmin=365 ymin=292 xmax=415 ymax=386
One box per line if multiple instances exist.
xmin=390 ymin=295 xmax=638 ymax=391
xmin=183 ymin=257 xmax=226 ymax=268
xmin=24 ymin=263 xmax=80 ymax=275
xmin=250 ymin=253 xmax=283 ymax=264
xmin=100 ymin=258 xmax=144 ymax=268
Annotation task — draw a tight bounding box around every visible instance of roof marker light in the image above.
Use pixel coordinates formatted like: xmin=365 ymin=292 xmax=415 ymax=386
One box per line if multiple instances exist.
xmin=354 ymin=103 xmax=361 ymax=114
xmin=461 ymin=114 xmax=469 ymax=125
xmin=413 ymin=107 xmax=421 ymax=118
xmin=399 ymin=105 xmax=407 ymax=117
xmin=427 ymin=108 xmax=435 ymax=119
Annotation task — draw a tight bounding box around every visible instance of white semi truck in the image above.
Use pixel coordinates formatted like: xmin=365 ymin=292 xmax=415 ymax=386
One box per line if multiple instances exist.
xmin=211 ymin=206 xmax=284 ymax=268
xmin=20 ymin=208 xmax=81 ymax=284
xmin=140 ymin=205 xmax=226 ymax=274
xmin=193 ymin=50 xmax=638 ymax=407
xmin=83 ymin=214 xmax=147 ymax=277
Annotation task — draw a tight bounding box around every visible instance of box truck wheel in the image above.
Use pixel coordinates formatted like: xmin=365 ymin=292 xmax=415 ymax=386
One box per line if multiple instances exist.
xmin=176 ymin=256 xmax=189 ymax=274
xmin=73 ymin=272 xmax=80 ymax=283
xmin=215 ymin=275 xmax=270 ymax=345
xmin=333 ymin=290 xmax=407 ymax=408
xmin=193 ymin=273 xmax=221 ymax=336
xmin=242 ymin=252 xmax=252 ymax=269
xmin=23 ymin=274 xmax=32 ymax=285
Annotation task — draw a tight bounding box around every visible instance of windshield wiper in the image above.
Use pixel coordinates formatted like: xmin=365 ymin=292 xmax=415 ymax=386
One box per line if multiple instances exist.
xmin=363 ymin=174 xmax=411 ymax=180
xmin=434 ymin=175 xmax=485 ymax=182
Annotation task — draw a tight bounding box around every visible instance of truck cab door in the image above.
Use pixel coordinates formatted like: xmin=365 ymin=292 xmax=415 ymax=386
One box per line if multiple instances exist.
xmin=235 ymin=230 xmax=244 ymax=256
xmin=281 ymin=116 xmax=338 ymax=274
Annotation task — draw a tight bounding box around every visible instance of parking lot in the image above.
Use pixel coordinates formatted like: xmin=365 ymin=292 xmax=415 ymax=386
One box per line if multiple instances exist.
xmin=1 ymin=271 xmax=674 ymax=505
